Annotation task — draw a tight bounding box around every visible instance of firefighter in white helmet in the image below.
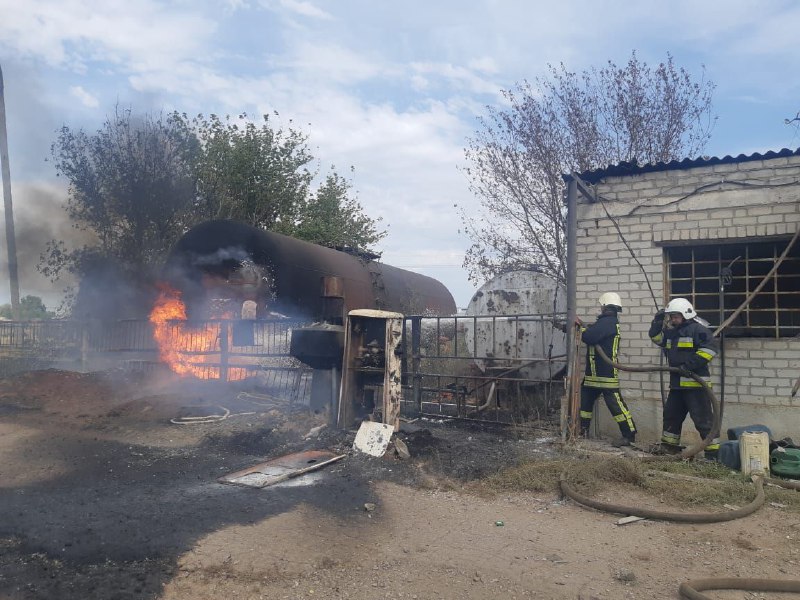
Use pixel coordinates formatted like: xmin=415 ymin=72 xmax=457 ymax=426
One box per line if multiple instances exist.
xmin=577 ymin=292 xmax=637 ymax=446
xmin=649 ymin=297 xmax=719 ymax=458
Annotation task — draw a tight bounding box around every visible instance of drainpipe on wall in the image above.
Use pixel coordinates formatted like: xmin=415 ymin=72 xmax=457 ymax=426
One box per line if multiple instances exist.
xmin=562 ymin=177 xmax=578 ymax=440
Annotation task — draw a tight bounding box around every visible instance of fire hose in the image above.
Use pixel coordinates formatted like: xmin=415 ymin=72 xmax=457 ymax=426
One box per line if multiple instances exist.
xmin=678 ymin=577 xmax=800 ymax=600
xmin=560 ymin=346 xmax=800 ymax=597
xmin=561 ymin=346 xmax=800 ymax=516
xmin=590 ymin=345 xmax=800 ymax=492
xmin=586 ymin=345 xmax=721 ymax=460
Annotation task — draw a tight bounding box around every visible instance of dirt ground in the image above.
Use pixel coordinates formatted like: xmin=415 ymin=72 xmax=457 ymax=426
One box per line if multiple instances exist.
xmin=0 ymin=368 xmax=799 ymax=600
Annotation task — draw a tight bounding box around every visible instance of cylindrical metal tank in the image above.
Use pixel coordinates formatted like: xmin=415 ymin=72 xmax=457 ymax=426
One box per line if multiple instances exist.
xmin=463 ymin=271 xmax=567 ymax=382
xmin=163 ymin=220 xmax=456 ymax=319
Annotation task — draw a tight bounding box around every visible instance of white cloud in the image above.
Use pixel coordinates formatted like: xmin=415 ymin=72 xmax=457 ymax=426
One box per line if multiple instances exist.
xmin=69 ymin=85 xmax=99 ymax=108
xmin=2 ymin=0 xmax=800 ymax=308
xmin=410 ymin=61 xmax=503 ymax=96
xmin=278 ymin=0 xmax=333 ymax=20
xmin=0 ymin=0 xmax=217 ymax=71
xmin=278 ymin=40 xmax=386 ymax=83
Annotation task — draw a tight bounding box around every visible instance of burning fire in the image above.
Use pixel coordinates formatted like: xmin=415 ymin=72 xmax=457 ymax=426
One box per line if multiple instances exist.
xmin=149 ymin=286 xmax=247 ymax=380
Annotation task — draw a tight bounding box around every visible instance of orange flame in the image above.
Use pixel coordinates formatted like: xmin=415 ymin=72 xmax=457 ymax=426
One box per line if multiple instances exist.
xmin=149 ymin=286 xmax=247 ymax=381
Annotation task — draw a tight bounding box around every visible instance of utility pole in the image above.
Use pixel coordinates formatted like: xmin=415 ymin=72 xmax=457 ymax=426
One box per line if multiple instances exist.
xmin=0 ymin=64 xmax=20 ymax=319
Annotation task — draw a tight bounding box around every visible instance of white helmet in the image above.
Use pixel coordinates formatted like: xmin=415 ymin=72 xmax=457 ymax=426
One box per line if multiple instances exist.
xmin=598 ymin=292 xmax=622 ymax=312
xmin=665 ymin=297 xmax=696 ymax=320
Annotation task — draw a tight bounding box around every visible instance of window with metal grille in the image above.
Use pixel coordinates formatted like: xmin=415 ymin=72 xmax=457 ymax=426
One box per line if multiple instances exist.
xmin=666 ymin=239 xmax=800 ymax=338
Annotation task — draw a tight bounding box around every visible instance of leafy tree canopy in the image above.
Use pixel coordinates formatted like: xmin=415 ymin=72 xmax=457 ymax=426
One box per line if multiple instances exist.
xmin=171 ymin=112 xmax=313 ymax=232
xmin=43 ymin=106 xmax=194 ymax=282
xmin=0 ymin=295 xmax=55 ymax=320
xmin=291 ymin=170 xmax=386 ymax=251
xmin=41 ymin=109 xmax=386 ymax=315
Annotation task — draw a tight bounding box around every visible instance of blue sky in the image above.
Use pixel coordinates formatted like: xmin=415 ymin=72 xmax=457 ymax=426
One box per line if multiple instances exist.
xmin=1 ymin=0 xmax=800 ymax=311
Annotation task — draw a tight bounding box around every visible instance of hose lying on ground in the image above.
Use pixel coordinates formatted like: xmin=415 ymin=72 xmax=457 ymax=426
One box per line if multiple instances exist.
xmin=170 ymin=406 xmax=256 ymax=424
xmin=679 ymin=577 xmax=800 ymax=600
xmin=561 ymin=345 xmax=800 ymax=520
xmin=592 ymin=344 xmax=800 ymax=492
xmin=559 ymin=474 xmax=765 ymax=523
xmin=563 ymin=345 xmax=800 ymax=595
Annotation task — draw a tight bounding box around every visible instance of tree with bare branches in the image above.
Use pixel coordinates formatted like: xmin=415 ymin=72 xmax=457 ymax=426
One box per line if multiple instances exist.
xmin=461 ymin=52 xmax=715 ymax=285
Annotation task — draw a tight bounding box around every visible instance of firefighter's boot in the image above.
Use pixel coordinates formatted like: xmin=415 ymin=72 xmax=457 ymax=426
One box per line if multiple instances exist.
xmin=612 ymin=435 xmax=634 ymax=448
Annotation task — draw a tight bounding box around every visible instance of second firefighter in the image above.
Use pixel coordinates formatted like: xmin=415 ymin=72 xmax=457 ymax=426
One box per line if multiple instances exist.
xmin=578 ymin=292 xmax=637 ymax=446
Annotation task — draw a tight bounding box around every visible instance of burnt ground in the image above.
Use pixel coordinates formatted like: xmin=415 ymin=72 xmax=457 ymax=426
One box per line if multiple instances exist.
xmin=0 ymin=368 xmax=558 ymax=600
xmin=3 ymin=369 xmax=799 ymax=600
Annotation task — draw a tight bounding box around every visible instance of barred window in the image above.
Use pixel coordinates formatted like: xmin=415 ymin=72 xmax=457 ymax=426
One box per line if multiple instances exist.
xmin=666 ymin=239 xmax=800 ymax=338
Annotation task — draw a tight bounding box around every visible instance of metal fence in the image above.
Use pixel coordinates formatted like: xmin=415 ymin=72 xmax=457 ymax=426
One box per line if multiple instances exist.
xmin=0 ymin=318 xmax=314 ymax=402
xmin=0 ymin=312 xmax=568 ymax=423
xmin=399 ymin=313 xmax=568 ymax=424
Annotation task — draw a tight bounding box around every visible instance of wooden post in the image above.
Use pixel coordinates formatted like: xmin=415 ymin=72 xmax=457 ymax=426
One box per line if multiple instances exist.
xmin=219 ymin=320 xmax=229 ymax=382
xmin=81 ymin=322 xmax=89 ymax=372
xmin=382 ymin=314 xmax=403 ymax=430
xmin=563 ymin=177 xmax=578 ymax=440
xmin=569 ymin=322 xmax=582 ymax=440
xmin=0 ymin=65 xmax=20 ymax=318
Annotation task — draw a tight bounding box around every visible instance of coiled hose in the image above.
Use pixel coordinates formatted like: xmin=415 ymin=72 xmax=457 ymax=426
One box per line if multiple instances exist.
xmin=590 ymin=345 xmax=800 ymax=492
xmin=678 ymin=578 xmax=800 ymax=600
xmin=560 ymin=346 xmax=800 ymax=597
xmin=562 ymin=345 xmax=799 ymax=514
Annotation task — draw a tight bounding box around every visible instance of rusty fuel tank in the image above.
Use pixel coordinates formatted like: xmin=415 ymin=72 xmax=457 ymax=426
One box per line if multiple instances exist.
xmin=163 ymin=220 xmax=456 ymax=320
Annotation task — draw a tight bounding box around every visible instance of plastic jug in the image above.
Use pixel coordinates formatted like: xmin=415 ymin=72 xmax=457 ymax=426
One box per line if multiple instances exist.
xmin=739 ymin=431 xmax=771 ymax=476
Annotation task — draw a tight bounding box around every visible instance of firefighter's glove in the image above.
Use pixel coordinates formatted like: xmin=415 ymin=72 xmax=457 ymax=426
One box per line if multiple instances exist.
xmin=651 ymin=309 xmax=664 ymax=329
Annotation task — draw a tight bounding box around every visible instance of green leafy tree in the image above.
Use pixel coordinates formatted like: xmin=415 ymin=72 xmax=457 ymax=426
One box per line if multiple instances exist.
xmin=172 ymin=112 xmax=313 ymax=233
xmin=461 ymin=51 xmax=715 ymax=284
xmin=42 ymin=108 xmax=387 ymax=317
xmin=292 ymin=170 xmax=386 ymax=251
xmin=42 ymin=106 xmax=195 ymax=282
xmin=0 ymin=295 xmax=55 ymax=320
xmin=172 ymin=112 xmax=385 ymax=251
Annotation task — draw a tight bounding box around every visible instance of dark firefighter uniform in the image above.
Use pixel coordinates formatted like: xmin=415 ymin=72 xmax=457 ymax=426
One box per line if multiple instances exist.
xmin=580 ymin=311 xmax=636 ymax=441
xmin=648 ymin=314 xmax=720 ymax=456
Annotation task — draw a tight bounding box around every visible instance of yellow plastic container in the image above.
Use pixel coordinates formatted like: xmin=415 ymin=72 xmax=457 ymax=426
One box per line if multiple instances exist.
xmin=739 ymin=431 xmax=771 ymax=476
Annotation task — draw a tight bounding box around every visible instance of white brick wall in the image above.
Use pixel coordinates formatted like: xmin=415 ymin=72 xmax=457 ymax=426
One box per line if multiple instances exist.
xmin=576 ymin=155 xmax=800 ymax=442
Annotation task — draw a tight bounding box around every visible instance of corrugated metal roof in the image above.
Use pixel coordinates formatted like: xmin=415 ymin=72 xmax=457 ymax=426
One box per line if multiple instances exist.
xmin=574 ymin=147 xmax=800 ymax=184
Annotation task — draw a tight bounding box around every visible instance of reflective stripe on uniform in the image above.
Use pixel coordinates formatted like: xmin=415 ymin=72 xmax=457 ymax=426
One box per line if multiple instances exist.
xmin=705 ymin=441 xmax=721 ymax=451
xmin=583 ymin=375 xmax=620 ymax=389
xmin=651 ymin=332 xmax=663 ymax=344
xmin=612 ymin=325 xmax=620 ymax=379
xmin=613 ymin=391 xmax=635 ymax=432
xmin=696 ymin=348 xmax=717 ymax=361
xmin=680 ymin=376 xmax=712 ymax=388
xmin=588 ymin=346 xmax=597 ymax=377
xmin=677 ymin=336 xmax=694 ymax=348
xmin=665 ymin=340 xmax=672 ymax=349
xmin=661 ymin=432 xmax=681 ymax=445
xmin=580 ymin=410 xmax=593 ymax=419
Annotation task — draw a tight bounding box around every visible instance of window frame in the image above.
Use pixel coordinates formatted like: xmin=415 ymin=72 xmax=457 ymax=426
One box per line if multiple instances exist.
xmin=665 ymin=237 xmax=800 ymax=338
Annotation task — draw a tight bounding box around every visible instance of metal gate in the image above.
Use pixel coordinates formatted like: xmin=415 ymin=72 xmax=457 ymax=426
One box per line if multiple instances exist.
xmin=399 ymin=313 xmax=567 ymax=424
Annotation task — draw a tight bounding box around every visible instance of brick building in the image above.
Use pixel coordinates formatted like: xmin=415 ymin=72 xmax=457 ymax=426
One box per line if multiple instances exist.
xmin=569 ymin=148 xmax=800 ymax=443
